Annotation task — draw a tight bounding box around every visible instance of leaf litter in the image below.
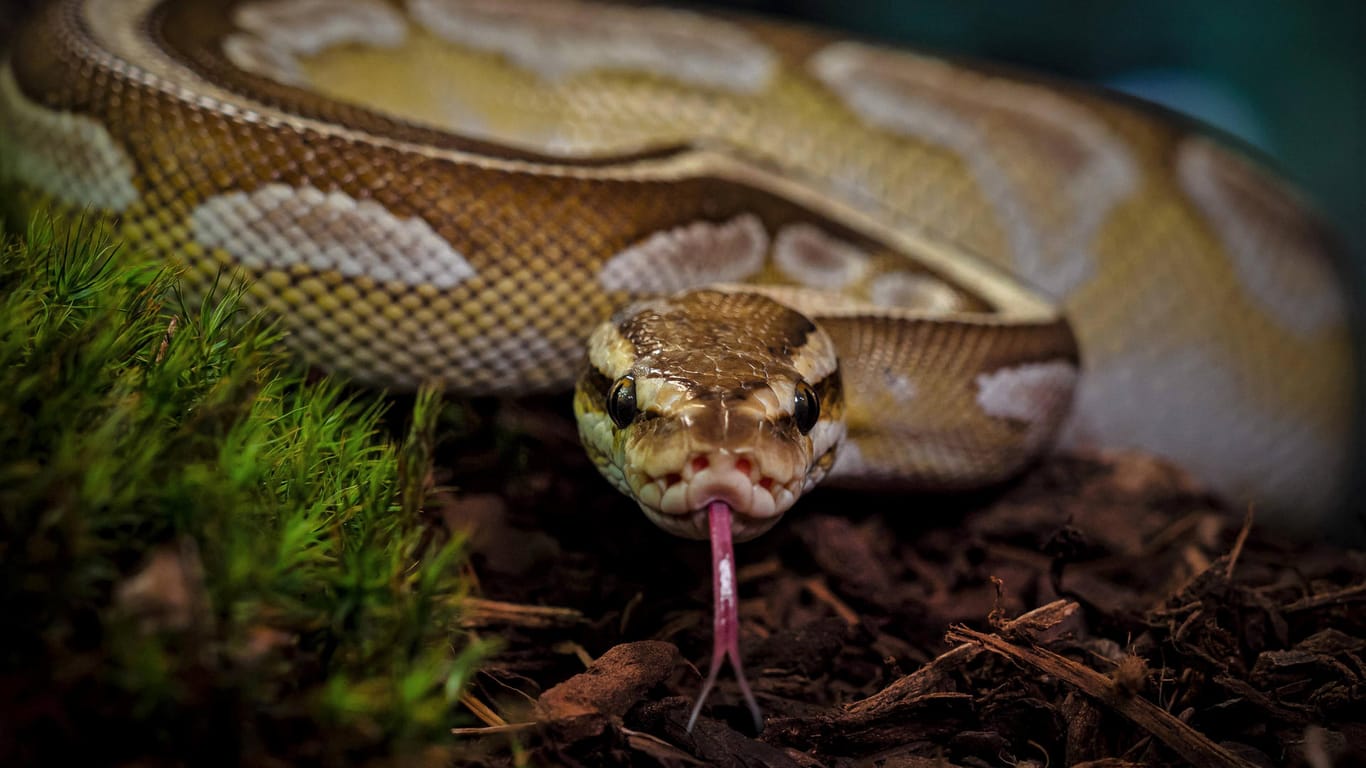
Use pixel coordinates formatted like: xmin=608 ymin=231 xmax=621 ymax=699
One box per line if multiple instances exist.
xmin=436 ymin=397 xmax=1366 ymax=767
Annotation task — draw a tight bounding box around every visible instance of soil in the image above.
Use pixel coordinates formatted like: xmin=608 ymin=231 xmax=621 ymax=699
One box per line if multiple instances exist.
xmin=430 ymin=397 xmax=1366 ymax=767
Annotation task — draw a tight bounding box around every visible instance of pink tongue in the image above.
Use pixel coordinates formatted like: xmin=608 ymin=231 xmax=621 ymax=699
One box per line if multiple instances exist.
xmin=686 ymin=500 xmax=764 ymax=733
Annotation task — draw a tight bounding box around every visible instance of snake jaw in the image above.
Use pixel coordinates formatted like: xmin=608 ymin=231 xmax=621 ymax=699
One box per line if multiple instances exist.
xmin=632 ymin=450 xmax=800 ymax=540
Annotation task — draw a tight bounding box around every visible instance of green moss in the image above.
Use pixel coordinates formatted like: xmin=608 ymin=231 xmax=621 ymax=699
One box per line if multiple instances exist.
xmin=0 ymin=212 xmax=490 ymax=764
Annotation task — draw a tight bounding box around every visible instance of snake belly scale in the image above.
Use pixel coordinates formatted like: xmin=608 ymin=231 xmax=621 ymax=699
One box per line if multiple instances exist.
xmin=0 ymin=0 xmax=1355 ymax=531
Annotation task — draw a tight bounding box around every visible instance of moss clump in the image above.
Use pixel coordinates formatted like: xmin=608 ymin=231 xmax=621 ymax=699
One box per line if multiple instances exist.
xmin=0 ymin=213 xmax=488 ymax=764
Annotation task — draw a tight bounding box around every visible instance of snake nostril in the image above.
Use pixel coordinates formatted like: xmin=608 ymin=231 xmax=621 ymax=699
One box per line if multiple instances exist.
xmin=665 ymin=472 xmax=683 ymax=486
xmin=758 ymin=477 xmax=774 ymax=491
xmin=691 ymin=456 xmax=709 ymax=473
xmin=734 ymin=457 xmax=752 ymax=477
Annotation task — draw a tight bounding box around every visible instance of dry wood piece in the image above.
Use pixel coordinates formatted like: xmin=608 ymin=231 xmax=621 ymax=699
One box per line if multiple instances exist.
xmin=459 ymin=597 xmax=586 ymax=629
xmin=844 ymin=599 xmax=1080 ymax=721
xmin=528 ymin=641 xmax=687 ymax=745
xmin=944 ymin=624 xmax=1260 ymax=768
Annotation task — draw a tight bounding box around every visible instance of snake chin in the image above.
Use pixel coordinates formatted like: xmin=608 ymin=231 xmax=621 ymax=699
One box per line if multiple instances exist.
xmin=631 ymin=451 xmax=798 ymax=541
xmin=641 ymin=505 xmax=781 ymax=542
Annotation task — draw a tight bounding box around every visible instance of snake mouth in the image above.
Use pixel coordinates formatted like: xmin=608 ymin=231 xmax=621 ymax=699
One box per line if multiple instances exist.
xmin=632 ymin=452 xmax=798 ymax=540
xmin=642 ymin=505 xmax=779 ymax=542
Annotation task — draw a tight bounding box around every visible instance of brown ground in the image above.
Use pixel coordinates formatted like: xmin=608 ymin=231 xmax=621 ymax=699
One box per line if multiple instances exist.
xmin=428 ymin=397 xmax=1366 ymax=767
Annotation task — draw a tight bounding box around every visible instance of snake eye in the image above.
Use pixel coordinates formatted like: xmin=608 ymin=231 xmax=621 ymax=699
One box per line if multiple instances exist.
xmin=793 ymin=381 xmax=819 ymax=435
xmin=607 ymin=375 xmax=638 ymax=428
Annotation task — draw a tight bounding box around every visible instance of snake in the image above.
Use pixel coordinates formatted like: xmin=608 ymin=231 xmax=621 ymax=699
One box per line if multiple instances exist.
xmin=1 ymin=0 xmax=1357 ymax=731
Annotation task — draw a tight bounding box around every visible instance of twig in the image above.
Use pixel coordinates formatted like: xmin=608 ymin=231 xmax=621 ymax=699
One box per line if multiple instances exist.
xmin=450 ymin=722 xmax=537 ymax=736
xmin=802 ymin=576 xmax=860 ymax=626
xmin=1224 ymin=506 xmax=1254 ymax=580
xmin=1140 ymin=511 xmax=1211 ymax=557
xmin=460 ymin=597 xmax=585 ymax=629
xmin=737 ymin=557 xmax=784 ymax=582
xmin=945 ymin=624 xmax=1260 ymax=768
xmin=620 ymin=727 xmax=709 ymax=765
xmin=1282 ymin=582 xmax=1366 ymax=612
xmin=553 ymin=641 xmax=595 ymax=668
xmin=846 ymin=600 xmax=1077 ymax=718
xmin=460 ymin=691 xmax=509 ymax=727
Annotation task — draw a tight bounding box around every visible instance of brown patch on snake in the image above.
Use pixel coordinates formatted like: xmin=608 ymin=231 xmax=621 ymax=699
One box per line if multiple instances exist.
xmin=578 ymin=366 xmax=613 ymax=413
xmin=619 ymin=291 xmax=820 ymax=390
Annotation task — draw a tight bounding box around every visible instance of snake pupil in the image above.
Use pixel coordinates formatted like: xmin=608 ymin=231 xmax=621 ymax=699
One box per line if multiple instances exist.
xmin=793 ymin=382 xmax=819 ymax=434
xmin=608 ymin=375 xmax=638 ymax=428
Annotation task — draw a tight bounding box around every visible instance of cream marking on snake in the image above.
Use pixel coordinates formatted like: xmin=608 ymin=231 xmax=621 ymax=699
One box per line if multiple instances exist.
xmin=408 ymin=0 xmax=776 ymax=93
xmin=0 ymin=64 xmax=138 ymax=212
xmin=772 ymin=223 xmax=870 ymax=289
xmin=879 ymin=369 xmax=919 ymax=403
xmin=483 ymin=323 xmax=571 ymax=379
xmin=237 ymin=0 xmax=407 ymax=53
xmin=829 ymin=434 xmax=977 ymax=484
xmin=788 ymin=324 xmax=840 ymax=385
xmin=224 ymin=0 xmax=408 ymax=86
xmin=975 ymin=361 xmax=1079 ymax=451
xmin=596 ymin=215 xmax=769 ymax=294
xmin=805 ymin=419 xmax=845 ymax=490
xmin=828 ymin=440 xmax=870 ymax=480
xmin=869 ymin=271 xmax=966 ymax=312
xmin=191 ymin=183 xmax=477 ymax=288
xmin=1176 ymin=137 xmax=1346 ymax=337
xmin=810 ymin=42 xmax=1138 ymax=299
xmin=1061 ymin=347 xmax=1343 ymax=516
xmin=222 ymin=34 xmax=306 ymax=86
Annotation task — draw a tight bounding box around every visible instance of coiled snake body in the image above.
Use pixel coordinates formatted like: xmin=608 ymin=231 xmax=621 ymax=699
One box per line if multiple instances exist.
xmin=2 ymin=0 xmax=1356 ymax=728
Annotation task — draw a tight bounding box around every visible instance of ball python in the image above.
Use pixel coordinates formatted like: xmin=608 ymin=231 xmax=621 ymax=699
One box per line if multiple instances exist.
xmin=1 ymin=0 xmax=1356 ymax=731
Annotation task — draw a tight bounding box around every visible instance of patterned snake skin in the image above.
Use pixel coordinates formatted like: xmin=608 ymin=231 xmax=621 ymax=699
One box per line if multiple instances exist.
xmin=0 ymin=0 xmax=1356 ymax=527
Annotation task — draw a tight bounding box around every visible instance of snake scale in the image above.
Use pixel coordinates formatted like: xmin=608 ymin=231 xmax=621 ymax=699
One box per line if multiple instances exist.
xmin=1 ymin=0 xmax=1357 ymax=729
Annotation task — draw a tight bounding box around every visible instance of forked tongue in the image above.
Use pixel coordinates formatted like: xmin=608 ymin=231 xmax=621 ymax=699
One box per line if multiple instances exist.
xmin=686 ymin=500 xmax=764 ymax=733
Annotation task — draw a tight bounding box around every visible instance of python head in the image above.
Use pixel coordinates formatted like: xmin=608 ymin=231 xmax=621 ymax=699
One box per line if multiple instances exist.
xmin=575 ymin=288 xmax=845 ymax=541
